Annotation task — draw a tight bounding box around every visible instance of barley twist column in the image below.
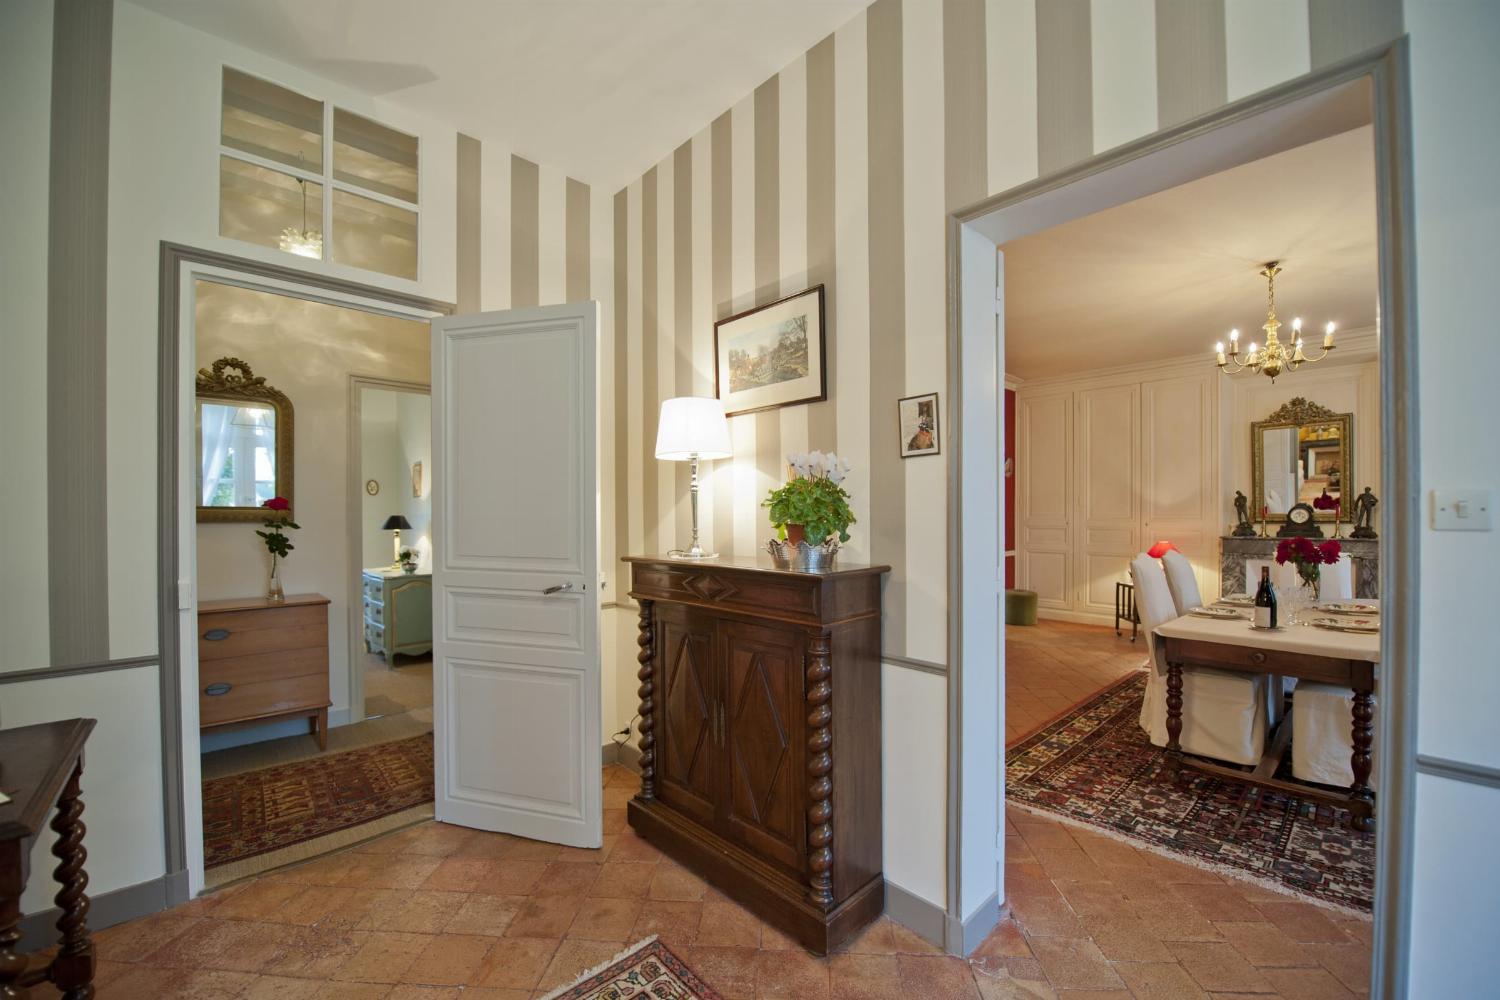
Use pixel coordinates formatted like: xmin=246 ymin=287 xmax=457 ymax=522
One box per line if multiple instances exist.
xmin=636 ymin=599 xmax=657 ymax=800
xmin=805 ymin=632 xmax=834 ymax=909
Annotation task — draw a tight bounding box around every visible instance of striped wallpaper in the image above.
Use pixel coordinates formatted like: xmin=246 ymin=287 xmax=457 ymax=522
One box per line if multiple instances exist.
xmin=610 ymin=0 xmax=1401 ymax=666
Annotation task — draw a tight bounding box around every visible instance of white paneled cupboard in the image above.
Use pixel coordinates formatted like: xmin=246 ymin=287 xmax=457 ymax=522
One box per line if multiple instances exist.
xmin=1017 ymin=365 xmax=1218 ymax=623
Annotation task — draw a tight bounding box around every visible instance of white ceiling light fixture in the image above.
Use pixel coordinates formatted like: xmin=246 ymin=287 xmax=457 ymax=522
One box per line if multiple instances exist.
xmin=1214 ymin=262 xmax=1336 ymax=382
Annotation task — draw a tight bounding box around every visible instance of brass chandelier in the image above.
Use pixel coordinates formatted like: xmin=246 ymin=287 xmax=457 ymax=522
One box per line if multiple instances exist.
xmin=1214 ymin=262 xmax=1335 ymax=381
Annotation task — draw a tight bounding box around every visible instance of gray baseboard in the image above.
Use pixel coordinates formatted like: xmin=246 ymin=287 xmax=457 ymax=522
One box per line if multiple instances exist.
xmin=602 ymin=740 xmax=641 ymax=773
xmin=883 ymin=879 xmax=946 ymax=949
xmin=944 ymin=891 xmax=1001 ymax=957
xmin=20 ymin=870 xmax=182 ymax=952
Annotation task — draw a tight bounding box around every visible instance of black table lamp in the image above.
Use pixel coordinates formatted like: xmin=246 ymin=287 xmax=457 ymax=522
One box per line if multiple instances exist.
xmin=381 ymin=515 xmax=412 ymax=565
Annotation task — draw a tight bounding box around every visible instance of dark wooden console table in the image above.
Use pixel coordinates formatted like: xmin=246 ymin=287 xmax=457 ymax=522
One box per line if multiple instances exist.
xmin=0 ymin=718 xmax=96 ymax=999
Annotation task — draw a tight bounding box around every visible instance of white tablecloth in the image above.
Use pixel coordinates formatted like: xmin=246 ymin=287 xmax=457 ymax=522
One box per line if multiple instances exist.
xmin=1154 ymin=610 xmax=1380 ymax=663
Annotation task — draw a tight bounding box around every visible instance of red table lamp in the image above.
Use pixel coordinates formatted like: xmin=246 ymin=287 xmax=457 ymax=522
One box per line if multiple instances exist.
xmin=1147 ymin=540 xmax=1176 ymax=559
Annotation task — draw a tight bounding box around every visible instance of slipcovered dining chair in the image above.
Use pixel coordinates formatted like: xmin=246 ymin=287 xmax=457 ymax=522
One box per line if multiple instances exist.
xmin=1292 ymin=682 xmax=1374 ymax=786
xmin=1319 ymin=554 xmax=1355 ymax=601
xmin=1161 ymin=549 xmax=1203 ymax=616
xmin=1132 ymin=554 xmax=1270 ymax=766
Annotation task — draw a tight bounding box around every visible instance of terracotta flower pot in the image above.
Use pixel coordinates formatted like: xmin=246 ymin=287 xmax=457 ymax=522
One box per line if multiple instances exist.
xmin=784 ymin=523 xmax=807 ymax=546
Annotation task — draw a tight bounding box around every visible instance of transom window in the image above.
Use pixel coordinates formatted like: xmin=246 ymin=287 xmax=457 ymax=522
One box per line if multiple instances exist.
xmin=218 ymin=67 xmax=419 ymax=280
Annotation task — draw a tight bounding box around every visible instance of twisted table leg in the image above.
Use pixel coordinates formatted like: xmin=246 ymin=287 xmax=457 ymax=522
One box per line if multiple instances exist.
xmin=48 ymin=762 xmax=94 ymax=1000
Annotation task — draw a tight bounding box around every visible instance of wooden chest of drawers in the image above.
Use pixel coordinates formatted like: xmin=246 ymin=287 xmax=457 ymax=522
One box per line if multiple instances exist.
xmin=624 ymin=556 xmax=889 ymax=955
xmin=198 ymin=594 xmax=332 ymax=749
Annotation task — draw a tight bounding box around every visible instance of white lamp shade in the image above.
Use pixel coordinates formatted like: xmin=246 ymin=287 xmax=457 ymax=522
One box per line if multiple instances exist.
xmin=655 ymin=396 xmax=732 ymax=461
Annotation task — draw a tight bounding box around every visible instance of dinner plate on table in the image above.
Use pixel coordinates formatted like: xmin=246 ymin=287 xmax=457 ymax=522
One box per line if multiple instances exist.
xmin=1310 ymin=616 xmax=1380 ymax=634
xmin=1218 ymin=594 xmax=1255 ymax=607
xmin=1314 ymin=602 xmax=1377 ymax=616
xmin=1189 ymin=606 xmax=1245 ymax=620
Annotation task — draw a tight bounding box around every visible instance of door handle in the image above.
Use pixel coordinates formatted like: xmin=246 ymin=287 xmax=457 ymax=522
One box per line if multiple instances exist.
xmin=541 ymin=583 xmax=574 ymax=595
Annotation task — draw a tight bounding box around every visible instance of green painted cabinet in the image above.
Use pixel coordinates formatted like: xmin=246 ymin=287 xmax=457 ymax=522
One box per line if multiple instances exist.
xmin=362 ymin=569 xmax=433 ymax=659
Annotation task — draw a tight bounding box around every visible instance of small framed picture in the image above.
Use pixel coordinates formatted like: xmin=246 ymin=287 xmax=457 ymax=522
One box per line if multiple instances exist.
xmin=411 ymin=461 xmax=423 ymax=498
xmin=714 ymin=285 xmax=827 ymax=417
xmin=898 ymin=392 xmax=941 ymax=458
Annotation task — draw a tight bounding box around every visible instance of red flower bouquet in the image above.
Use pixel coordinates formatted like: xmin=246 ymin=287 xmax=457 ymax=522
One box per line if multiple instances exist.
xmin=1275 ymin=535 xmax=1341 ymax=590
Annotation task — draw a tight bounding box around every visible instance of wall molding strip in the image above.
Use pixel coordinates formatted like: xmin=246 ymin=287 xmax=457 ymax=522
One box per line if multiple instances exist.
xmin=883 ymin=878 xmax=946 ymax=948
xmin=20 ymin=871 xmax=181 ymax=953
xmin=883 ymin=654 xmax=947 ymax=677
xmin=1415 ymin=754 xmax=1500 ymax=791
xmin=0 ymin=655 xmax=157 ymax=686
xmin=944 ymin=890 xmax=1001 ymax=956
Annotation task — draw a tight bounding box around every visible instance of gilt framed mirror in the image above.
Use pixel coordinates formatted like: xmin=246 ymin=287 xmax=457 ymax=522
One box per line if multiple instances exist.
xmin=196 ymin=357 xmax=294 ymax=522
xmin=1250 ymin=396 xmax=1352 ymax=522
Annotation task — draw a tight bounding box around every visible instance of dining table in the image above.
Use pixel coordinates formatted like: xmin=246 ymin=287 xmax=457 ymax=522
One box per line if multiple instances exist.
xmin=1153 ymin=600 xmax=1379 ymax=832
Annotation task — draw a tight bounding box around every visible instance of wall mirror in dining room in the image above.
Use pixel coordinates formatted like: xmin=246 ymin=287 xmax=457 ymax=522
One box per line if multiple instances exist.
xmin=1252 ymin=397 xmax=1351 ymax=520
xmin=196 ymin=356 xmax=294 ymax=521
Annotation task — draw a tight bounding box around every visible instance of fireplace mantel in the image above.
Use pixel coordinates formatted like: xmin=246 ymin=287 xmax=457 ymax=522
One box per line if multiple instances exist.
xmin=1219 ymin=535 xmax=1379 ymax=598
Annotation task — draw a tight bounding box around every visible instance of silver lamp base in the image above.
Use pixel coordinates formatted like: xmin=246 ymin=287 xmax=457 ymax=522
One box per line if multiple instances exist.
xmin=667 ymin=546 xmax=719 ymax=560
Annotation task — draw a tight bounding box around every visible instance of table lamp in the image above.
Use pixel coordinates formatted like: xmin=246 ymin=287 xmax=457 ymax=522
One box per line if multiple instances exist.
xmin=1147 ymin=540 xmax=1177 ymax=559
xmin=655 ymin=397 xmax=733 ymax=559
xmin=382 ymin=514 xmax=413 ymax=566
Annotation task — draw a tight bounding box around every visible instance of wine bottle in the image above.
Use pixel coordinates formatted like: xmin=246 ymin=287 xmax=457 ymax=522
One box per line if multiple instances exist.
xmin=1254 ymin=566 xmax=1277 ymax=629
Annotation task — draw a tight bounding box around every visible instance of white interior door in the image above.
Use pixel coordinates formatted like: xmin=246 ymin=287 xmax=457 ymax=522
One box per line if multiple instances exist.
xmin=431 ymin=301 xmax=601 ymax=847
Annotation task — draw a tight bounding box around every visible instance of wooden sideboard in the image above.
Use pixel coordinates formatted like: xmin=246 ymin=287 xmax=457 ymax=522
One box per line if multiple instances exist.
xmin=362 ymin=569 xmax=433 ymax=660
xmin=624 ymin=555 xmax=889 ymax=955
xmin=198 ymin=594 xmax=332 ymax=749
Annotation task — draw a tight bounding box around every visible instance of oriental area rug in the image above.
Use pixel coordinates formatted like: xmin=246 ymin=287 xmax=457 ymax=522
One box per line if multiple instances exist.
xmin=1007 ymin=672 xmax=1375 ymax=912
xmin=539 ymin=936 xmax=723 ymax=1000
xmin=203 ymin=732 xmax=434 ymax=870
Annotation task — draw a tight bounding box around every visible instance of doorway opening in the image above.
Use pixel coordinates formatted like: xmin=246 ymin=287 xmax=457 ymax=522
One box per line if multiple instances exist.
xmin=353 ymin=379 xmax=434 ymax=726
xmin=190 ymin=278 xmax=437 ymax=886
xmin=947 ymin=44 xmax=1415 ymax=993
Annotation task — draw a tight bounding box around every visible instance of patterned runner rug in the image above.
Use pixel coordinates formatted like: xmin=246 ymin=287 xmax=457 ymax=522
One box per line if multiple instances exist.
xmin=540 ymin=936 xmax=723 ymax=1000
xmin=1007 ymin=673 xmax=1375 ymax=911
xmin=204 ymin=733 xmax=434 ymax=869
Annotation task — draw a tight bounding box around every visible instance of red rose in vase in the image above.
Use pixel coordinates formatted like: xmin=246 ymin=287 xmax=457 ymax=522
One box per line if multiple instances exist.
xmin=257 ymin=497 xmax=300 ymax=600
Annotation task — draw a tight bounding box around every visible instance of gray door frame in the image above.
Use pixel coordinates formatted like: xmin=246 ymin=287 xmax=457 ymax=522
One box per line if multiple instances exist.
xmin=943 ymin=40 xmax=1418 ymax=997
xmin=157 ymin=242 xmax=453 ymax=898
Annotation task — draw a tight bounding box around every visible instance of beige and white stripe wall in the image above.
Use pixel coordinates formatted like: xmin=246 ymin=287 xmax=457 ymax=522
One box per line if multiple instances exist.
xmin=609 ymin=0 xmax=1401 ymax=669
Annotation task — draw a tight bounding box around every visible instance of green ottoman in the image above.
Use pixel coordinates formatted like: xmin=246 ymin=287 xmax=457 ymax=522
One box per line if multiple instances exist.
xmin=1006 ymin=588 xmax=1038 ymax=626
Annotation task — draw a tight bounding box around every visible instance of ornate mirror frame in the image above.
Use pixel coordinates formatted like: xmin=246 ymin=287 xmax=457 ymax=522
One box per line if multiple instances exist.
xmin=195 ymin=357 xmax=294 ymax=522
xmin=1250 ymin=396 xmax=1352 ymax=522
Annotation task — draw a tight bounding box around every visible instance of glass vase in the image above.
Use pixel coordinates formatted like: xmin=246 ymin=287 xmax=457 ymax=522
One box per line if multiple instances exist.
xmin=267 ymin=566 xmax=285 ymax=603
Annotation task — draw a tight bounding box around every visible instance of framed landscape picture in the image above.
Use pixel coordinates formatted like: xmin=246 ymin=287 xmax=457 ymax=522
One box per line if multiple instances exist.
xmin=898 ymin=392 xmax=940 ymax=458
xmin=714 ymin=285 xmax=826 ymax=417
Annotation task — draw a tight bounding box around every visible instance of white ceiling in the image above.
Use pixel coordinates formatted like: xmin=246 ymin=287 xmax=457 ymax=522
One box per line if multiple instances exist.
xmin=127 ymin=0 xmax=870 ymax=192
xmin=1003 ymin=126 xmax=1379 ymax=381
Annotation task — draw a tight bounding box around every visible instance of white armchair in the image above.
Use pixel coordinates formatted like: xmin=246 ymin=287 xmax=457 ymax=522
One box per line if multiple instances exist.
xmin=1133 ymin=554 xmax=1270 ymax=766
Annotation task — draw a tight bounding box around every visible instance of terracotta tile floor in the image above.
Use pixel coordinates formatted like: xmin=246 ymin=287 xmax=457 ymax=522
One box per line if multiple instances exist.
xmin=37 ymin=621 xmax=1371 ymax=999
xmin=1006 ymin=619 xmax=1145 ymax=746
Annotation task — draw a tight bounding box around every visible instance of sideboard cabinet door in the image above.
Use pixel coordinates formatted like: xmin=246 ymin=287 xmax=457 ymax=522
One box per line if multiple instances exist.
xmin=654 ymin=604 xmax=719 ymax=829
xmin=717 ymin=619 xmax=806 ymax=875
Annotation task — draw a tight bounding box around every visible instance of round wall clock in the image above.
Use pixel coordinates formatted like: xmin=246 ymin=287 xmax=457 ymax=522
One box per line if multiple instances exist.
xmin=365 ymin=479 xmax=380 ymax=496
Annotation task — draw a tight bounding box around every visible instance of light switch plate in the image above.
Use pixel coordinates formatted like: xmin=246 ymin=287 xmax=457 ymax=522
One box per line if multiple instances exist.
xmin=1431 ymin=489 xmax=1492 ymax=531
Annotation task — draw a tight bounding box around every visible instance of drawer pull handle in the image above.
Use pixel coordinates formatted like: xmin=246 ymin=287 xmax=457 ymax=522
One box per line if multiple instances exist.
xmin=204 ymin=683 xmax=232 ymax=697
xmin=203 ymin=628 xmax=231 ymax=642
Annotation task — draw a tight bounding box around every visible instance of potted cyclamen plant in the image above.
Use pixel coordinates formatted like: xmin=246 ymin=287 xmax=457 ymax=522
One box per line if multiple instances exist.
xmin=763 ymin=451 xmax=855 ymax=571
xmin=256 ymin=497 xmax=300 ymax=602
xmin=1274 ymin=535 xmax=1342 ymax=621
